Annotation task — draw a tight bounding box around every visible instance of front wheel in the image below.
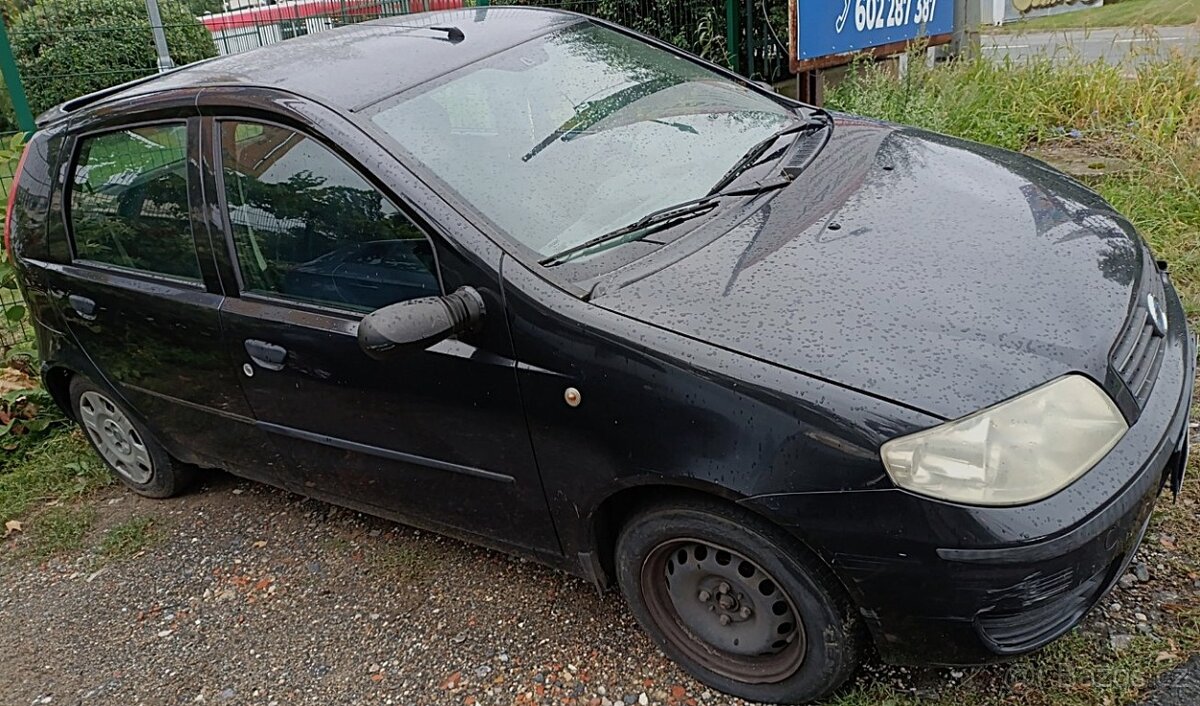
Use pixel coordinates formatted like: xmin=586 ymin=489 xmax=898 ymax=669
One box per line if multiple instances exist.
xmin=615 ymin=498 xmax=861 ymax=704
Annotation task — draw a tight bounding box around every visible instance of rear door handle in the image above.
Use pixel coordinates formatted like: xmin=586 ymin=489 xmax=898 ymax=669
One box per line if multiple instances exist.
xmin=68 ymin=294 xmax=96 ymax=320
xmin=244 ymin=339 xmax=287 ymax=371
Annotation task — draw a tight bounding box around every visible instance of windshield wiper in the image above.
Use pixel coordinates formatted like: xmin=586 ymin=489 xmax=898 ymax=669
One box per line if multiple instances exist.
xmin=539 ymin=198 xmax=718 ymax=266
xmin=707 ymin=113 xmax=831 ymax=196
xmin=523 ymin=77 xmax=679 ymax=162
xmin=539 ymin=179 xmax=791 ymax=266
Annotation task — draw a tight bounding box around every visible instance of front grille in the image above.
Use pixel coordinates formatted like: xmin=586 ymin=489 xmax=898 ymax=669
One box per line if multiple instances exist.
xmin=1111 ymin=256 xmax=1168 ymax=407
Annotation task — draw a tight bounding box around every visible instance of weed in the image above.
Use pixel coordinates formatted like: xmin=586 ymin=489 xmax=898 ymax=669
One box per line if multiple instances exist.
xmin=371 ymin=540 xmax=433 ymax=583
xmin=28 ymin=505 xmax=94 ymax=557
xmin=97 ymin=515 xmax=156 ymax=559
xmin=0 ymin=430 xmax=110 ymax=524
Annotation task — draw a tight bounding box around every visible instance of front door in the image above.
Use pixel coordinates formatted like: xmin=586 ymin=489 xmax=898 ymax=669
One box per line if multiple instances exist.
xmin=209 ymin=119 xmax=559 ymax=555
xmin=47 ymin=119 xmax=273 ymax=477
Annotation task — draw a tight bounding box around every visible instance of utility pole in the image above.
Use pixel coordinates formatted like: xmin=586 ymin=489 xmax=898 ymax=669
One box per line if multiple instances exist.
xmin=145 ymin=0 xmax=176 ymax=73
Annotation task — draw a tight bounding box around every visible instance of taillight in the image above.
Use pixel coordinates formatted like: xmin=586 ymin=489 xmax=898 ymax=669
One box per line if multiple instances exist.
xmin=4 ymin=141 xmax=32 ymax=261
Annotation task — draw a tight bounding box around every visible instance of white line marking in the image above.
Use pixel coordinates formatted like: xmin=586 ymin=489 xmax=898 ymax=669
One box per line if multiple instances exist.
xmin=1116 ymin=37 xmax=1185 ymax=43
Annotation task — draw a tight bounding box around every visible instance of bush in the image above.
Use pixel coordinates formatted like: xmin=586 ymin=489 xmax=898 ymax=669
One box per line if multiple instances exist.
xmin=11 ymin=0 xmax=217 ymax=116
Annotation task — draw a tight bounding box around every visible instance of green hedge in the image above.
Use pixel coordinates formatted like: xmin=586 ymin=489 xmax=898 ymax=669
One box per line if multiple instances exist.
xmin=11 ymin=0 xmax=217 ymax=116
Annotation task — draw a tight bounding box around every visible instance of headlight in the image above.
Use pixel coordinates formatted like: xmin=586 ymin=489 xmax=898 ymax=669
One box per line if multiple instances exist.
xmin=880 ymin=376 xmax=1128 ymax=506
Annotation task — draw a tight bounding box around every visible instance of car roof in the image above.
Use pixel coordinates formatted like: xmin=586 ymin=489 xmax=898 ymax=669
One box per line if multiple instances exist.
xmin=57 ymin=7 xmax=584 ymax=120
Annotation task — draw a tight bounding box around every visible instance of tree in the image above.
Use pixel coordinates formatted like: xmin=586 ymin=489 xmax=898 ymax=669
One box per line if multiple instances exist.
xmin=11 ymin=0 xmax=218 ymax=116
xmin=188 ymin=0 xmax=224 ymax=15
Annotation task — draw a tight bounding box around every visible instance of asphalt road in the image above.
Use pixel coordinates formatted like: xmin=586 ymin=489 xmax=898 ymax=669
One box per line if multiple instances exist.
xmin=982 ymin=25 xmax=1200 ymax=65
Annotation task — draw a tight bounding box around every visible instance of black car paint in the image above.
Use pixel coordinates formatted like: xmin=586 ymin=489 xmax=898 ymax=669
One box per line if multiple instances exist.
xmin=592 ymin=117 xmax=1146 ymax=421
xmin=8 ymin=8 xmax=1193 ymax=666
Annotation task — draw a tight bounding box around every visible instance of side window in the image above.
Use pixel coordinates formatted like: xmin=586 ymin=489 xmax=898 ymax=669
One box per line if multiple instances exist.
xmin=69 ymin=124 xmax=201 ymax=281
xmin=218 ymin=121 xmax=439 ymax=312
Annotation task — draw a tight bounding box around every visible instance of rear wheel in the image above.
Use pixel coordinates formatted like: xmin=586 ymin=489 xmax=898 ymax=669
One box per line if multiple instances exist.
xmin=615 ymin=498 xmax=860 ymax=704
xmin=70 ymin=376 xmax=193 ymax=498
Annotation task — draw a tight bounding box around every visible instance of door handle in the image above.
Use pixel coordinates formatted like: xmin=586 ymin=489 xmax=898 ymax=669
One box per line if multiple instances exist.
xmin=68 ymin=294 xmax=96 ymax=321
xmin=244 ymin=339 xmax=287 ymax=372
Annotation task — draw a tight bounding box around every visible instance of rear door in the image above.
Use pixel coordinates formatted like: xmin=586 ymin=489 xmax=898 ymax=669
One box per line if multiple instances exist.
xmin=44 ymin=116 xmax=277 ymax=479
xmin=206 ymin=116 xmax=560 ymax=556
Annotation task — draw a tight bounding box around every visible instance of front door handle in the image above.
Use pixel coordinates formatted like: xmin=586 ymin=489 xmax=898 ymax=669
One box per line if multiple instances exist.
xmin=244 ymin=339 xmax=287 ymax=371
xmin=68 ymin=294 xmax=96 ymax=321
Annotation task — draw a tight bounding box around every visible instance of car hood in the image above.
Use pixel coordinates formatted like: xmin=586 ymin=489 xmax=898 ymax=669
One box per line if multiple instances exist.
xmin=592 ymin=114 xmax=1144 ymax=420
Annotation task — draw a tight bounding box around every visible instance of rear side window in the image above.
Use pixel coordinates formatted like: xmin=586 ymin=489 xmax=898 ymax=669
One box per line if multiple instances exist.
xmin=218 ymin=121 xmax=438 ymax=312
xmin=68 ymin=124 xmax=200 ymax=281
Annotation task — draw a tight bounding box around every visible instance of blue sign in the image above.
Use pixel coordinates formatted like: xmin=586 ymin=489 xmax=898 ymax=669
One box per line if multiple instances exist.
xmin=796 ymin=0 xmax=957 ymax=62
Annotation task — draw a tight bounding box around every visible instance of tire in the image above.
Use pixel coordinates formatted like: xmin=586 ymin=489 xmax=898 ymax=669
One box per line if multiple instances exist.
xmin=69 ymin=376 xmax=194 ymax=498
xmin=615 ymin=497 xmax=861 ymax=704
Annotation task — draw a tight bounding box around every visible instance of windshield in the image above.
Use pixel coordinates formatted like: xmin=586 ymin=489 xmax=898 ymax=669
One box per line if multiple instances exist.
xmin=369 ymin=22 xmax=796 ymax=258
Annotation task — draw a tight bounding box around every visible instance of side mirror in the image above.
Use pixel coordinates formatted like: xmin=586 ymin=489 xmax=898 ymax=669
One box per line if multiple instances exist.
xmin=358 ymin=286 xmax=485 ymax=359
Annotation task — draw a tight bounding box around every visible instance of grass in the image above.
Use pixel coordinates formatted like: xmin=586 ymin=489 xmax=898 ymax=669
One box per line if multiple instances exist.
xmin=0 ymin=430 xmax=111 ymax=524
xmin=27 ymin=505 xmax=94 ymax=557
xmin=371 ymin=539 xmax=434 ymax=582
xmin=97 ymin=515 xmax=156 ymax=559
xmin=997 ymin=0 xmax=1200 ymax=31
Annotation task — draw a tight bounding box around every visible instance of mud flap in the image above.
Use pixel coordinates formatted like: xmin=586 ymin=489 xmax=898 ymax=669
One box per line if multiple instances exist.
xmin=1170 ymin=336 xmax=1196 ymax=499
xmin=1170 ymin=433 xmax=1189 ymax=499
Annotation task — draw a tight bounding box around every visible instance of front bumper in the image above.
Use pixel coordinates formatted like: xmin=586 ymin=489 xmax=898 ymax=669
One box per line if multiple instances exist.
xmin=748 ymin=280 xmax=1195 ymax=665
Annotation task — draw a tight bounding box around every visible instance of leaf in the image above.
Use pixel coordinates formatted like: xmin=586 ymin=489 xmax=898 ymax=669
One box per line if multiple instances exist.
xmin=4 ymin=304 xmax=25 ymax=323
xmin=4 ymin=520 xmax=21 ymax=534
xmin=24 ymin=418 xmax=51 ymax=432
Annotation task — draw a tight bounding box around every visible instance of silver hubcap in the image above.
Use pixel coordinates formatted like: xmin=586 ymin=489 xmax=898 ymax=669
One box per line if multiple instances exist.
xmin=79 ymin=391 xmax=153 ymax=484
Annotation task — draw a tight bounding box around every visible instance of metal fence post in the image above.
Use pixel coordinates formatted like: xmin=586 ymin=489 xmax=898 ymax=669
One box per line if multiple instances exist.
xmin=724 ymin=0 xmax=740 ymax=74
xmin=951 ymin=0 xmax=982 ymax=59
xmin=145 ymin=0 xmax=175 ymax=73
xmin=742 ymin=0 xmax=755 ymax=78
xmin=0 ymin=19 xmax=34 ymax=134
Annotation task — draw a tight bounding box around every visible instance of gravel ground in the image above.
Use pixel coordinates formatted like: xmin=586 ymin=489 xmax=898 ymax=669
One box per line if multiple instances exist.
xmin=0 ymin=473 xmax=721 ymax=706
xmin=0 ymin=469 xmax=1194 ymax=706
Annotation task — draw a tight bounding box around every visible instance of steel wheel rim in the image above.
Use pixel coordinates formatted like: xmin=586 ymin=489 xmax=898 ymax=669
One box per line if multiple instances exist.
xmin=640 ymin=538 xmax=806 ymax=684
xmin=78 ymin=391 xmax=153 ymax=485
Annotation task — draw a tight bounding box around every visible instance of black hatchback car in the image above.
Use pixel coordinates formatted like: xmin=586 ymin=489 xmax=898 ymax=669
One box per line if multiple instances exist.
xmin=7 ymin=8 xmax=1194 ymax=704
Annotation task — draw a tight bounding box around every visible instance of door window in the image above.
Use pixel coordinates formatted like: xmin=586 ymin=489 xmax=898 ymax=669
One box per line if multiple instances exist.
xmin=68 ymin=124 xmax=201 ymax=281
xmin=218 ymin=121 xmax=439 ymax=313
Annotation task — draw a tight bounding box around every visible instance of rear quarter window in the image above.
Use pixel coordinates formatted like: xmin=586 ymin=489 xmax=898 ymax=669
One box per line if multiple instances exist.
xmin=67 ymin=124 xmax=200 ymax=281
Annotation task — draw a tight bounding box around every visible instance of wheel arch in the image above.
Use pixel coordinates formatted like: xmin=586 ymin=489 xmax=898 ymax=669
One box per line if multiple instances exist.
xmin=42 ymin=364 xmax=77 ymax=421
xmin=586 ymin=481 xmax=840 ymax=593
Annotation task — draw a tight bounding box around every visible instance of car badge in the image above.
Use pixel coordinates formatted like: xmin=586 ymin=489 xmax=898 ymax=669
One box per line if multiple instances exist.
xmin=1147 ymin=293 xmax=1168 ymax=337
